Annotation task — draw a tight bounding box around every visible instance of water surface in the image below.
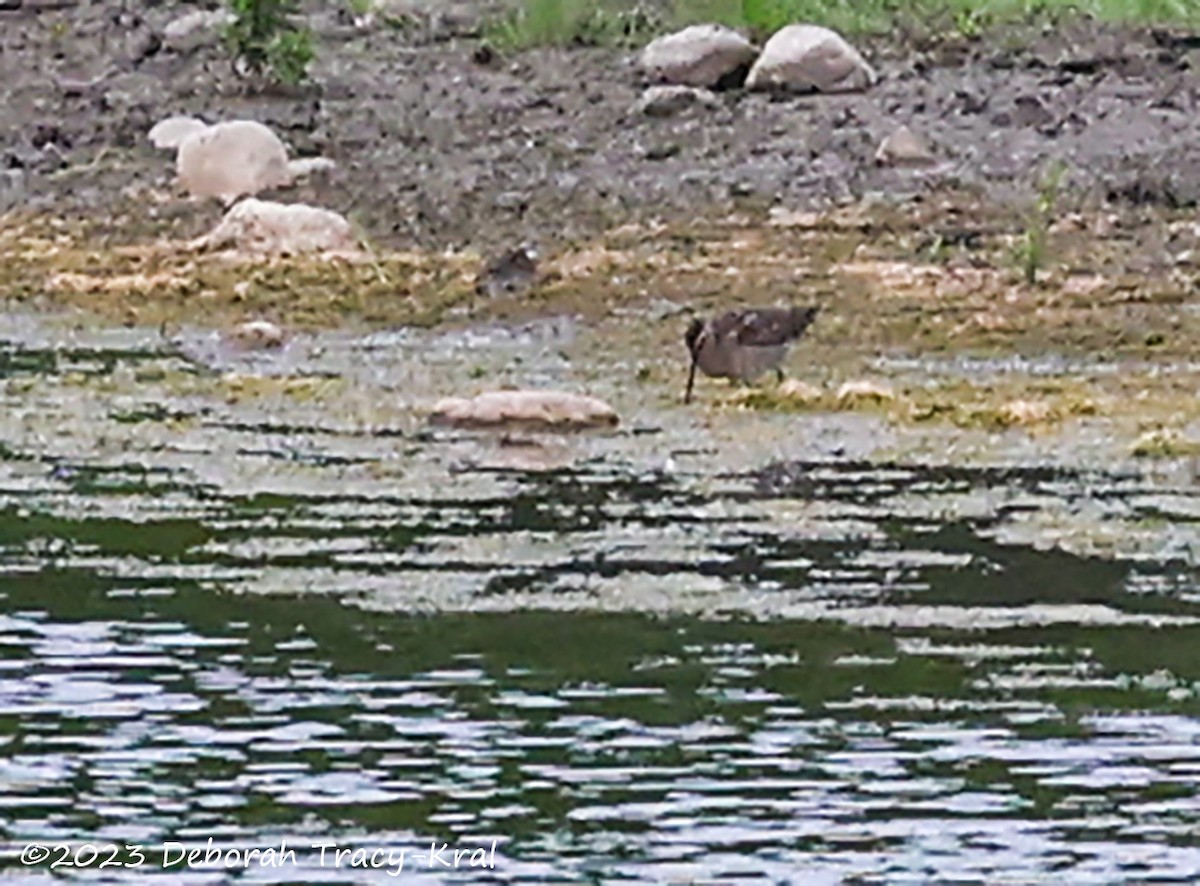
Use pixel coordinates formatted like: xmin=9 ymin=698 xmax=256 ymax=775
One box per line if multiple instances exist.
xmin=1 ymin=312 xmax=1199 ymax=882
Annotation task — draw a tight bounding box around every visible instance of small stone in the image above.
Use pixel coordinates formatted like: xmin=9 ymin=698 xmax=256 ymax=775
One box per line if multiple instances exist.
xmin=746 ymin=24 xmax=876 ymax=94
xmin=128 ymin=28 xmax=162 ymax=64
xmin=639 ymin=24 xmax=758 ymax=89
xmin=0 ymin=169 xmax=26 ymax=213
xmin=225 ymin=320 xmax=287 ymax=351
xmin=875 ymin=125 xmax=935 ymax=166
xmin=996 ymin=399 xmax=1050 ymax=426
xmin=493 ymin=190 xmax=530 ymax=211
xmin=163 ymin=9 xmax=235 ymax=52
xmin=631 ymin=84 xmax=720 ymax=117
xmin=643 ymin=143 xmax=681 ymax=161
xmin=429 ymin=390 xmax=619 ymax=431
xmin=777 ymin=379 xmax=823 ymax=403
xmin=1012 ymin=94 xmax=1053 ymax=129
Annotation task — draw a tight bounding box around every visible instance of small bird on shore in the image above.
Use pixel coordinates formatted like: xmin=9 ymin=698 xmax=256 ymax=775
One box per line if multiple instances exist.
xmin=684 ymin=305 xmax=820 ymax=403
xmin=475 ymin=245 xmax=538 ymax=299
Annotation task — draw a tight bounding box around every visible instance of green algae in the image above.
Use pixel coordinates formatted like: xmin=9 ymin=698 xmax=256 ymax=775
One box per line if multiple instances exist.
xmin=6 ymin=191 xmax=1200 ymax=439
xmin=1131 ymin=428 xmax=1200 ymax=459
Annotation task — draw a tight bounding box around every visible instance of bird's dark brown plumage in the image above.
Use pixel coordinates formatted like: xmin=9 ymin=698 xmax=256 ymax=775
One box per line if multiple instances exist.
xmin=684 ymin=305 xmax=821 ymax=403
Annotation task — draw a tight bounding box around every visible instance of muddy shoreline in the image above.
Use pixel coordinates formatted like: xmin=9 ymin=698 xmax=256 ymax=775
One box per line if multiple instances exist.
xmin=4 ymin=3 xmax=1200 ymax=445
xmin=3 ymin=4 xmax=1200 ymax=250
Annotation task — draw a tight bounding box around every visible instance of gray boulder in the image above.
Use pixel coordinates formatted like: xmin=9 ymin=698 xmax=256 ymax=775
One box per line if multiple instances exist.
xmin=746 ymin=24 xmax=876 ymax=93
xmin=639 ymin=24 xmax=757 ymax=88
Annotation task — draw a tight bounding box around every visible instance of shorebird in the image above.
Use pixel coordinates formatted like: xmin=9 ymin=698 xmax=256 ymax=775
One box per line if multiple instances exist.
xmin=684 ymin=305 xmax=820 ymax=403
xmin=476 ymin=245 xmax=538 ymax=299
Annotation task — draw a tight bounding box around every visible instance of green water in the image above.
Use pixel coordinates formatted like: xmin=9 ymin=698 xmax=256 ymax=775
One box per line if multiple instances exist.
xmin=1 ymin=313 xmax=1199 ymax=882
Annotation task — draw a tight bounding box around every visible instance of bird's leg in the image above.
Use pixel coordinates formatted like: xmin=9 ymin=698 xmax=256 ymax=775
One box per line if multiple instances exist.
xmin=684 ymin=357 xmax=699 ymax=404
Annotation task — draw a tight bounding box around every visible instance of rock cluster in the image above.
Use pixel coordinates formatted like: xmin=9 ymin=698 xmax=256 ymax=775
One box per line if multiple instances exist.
xmin=148 ymin=117 xmax=349 ymax=255
xmin=638 ymin=22 xmax=875 ymax=94
xmin=634 ymin=21 xmax=930 ymax=164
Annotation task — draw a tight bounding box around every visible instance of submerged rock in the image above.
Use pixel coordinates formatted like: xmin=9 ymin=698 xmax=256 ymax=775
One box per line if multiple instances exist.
xmin=225 ymin=320 xmax=287 ymax=351
xmin=168 ymin=119 xmax=335 ymax=203
xmin=730 ymin=378 xmax=823 ymax=410
xmin=746 ymin=24 xmax=876 ymax=94
xmin=429 ymin=390 xmax=620 ymax=431
xmin=836 ymin=379 xmax=895 ymax=406
xmin=639 ymin=24 xmax=758 ymax=89
xmin=996 ymin=398 xmax=1051 ymax=427
xmin=193 ymin=199 xmax=358 ymax=256
xmin=777 ymin=378 xmax=823 ymax=403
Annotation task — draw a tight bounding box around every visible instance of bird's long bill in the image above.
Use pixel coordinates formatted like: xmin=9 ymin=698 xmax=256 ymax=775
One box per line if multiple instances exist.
xmin=684 ymin=355 xmax=698 ymax=404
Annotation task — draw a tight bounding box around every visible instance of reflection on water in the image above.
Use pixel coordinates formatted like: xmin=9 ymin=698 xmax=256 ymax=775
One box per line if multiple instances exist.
xmin=1 ymin=316 xmax=1200 ymax=882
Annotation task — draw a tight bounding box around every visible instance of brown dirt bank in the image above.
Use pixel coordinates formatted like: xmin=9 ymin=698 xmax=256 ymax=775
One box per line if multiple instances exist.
xmin=3 ymin=2 xmax=1200 ymax=254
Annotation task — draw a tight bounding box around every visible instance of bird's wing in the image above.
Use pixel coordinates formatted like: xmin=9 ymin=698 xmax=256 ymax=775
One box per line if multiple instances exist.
xmin=730 ymin=307 xmax=820 ymax=346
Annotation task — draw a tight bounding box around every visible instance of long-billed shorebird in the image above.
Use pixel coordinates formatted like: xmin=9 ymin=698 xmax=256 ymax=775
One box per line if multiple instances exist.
xmin=684 ymin=305 xmax=820 ymax=403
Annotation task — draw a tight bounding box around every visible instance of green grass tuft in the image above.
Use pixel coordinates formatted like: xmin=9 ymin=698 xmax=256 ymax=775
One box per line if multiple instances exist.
xmin=224 ymin=0 xmax=314 ymax=86
xmin=491 ymin=0 xmax=1200 ymax=50
xmin=675 ymin=0 xmax=1200 ymax=35
xmin=1013 ymin=161 xmax=1067 ymax=286
xmin=488 ymin=0 xmax=660 ymax=50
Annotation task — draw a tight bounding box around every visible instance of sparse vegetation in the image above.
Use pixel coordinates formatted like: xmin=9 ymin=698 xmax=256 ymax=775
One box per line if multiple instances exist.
xmin=674 ymin=0 xmax=1200 ymax=36
xmin=488 ymin=0 xmax=660 ymax=50
xmin=1132 ymin=427 xmax=1200 ymax=458
xmin=223 ymin=0 xmax=315 ymax=87
xmin=488 ymin=0 xmax=1200 ymax=48
xmin=1013 ymin=161 xmax=1066 ymax=286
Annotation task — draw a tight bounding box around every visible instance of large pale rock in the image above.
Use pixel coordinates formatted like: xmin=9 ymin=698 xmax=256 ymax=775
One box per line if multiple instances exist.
xmin=173 ymin=120 xmax=335 ymax=203
xmin=639 ymin=24 xmax=757 ymax=88
xmin=148 ymin=115 xmax=208 ymax=150
xmin=193 ymin=199 xmax=357 ymax=255
xmin=429 ymin=390 xmax=620 ymax=431
xmin=746 ymin=24 xmax=876 ymax=94
xmin=176 ymin=120 xmax=288 ymax=202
